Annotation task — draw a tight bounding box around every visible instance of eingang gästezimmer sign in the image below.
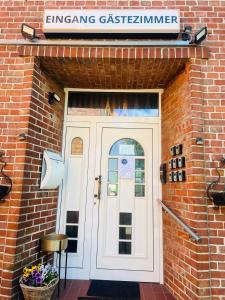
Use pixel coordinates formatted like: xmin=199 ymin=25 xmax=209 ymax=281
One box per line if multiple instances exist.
xmin=43 ymin=9 xmax=180 ymax=34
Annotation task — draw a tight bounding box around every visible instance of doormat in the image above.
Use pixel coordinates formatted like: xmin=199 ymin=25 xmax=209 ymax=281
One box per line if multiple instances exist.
xmin=87 ymin=280 xmax=140 ymax=299
xmin=77 ymin=298 xmax=107 ymax=300
xmin=77 ymin=298 xmax=109 ymax=300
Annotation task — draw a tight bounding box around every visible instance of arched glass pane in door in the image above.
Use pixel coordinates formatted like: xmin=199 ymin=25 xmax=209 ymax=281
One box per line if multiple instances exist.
xmin=109 ymin=138 xmax=144 ymax=156
xmin=108 ymin=138 xmax=145 ymax=198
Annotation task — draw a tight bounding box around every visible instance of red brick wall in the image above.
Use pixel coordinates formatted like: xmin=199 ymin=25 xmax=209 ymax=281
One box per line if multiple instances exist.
xmin=0 ymin=0 xmax=224 ymax=41
xmin=189 ymin=53 xmax=225 ymax=299
xmin=162 ymin=56 xmax=225 ymax=300
xmin=200 ymin=48 xmax=225 ymax=297
xmin=0 ymin=47 xmax=34 ymax=298
xmin=162 ymin=63 xmax=210 ymax=300
xmin=0 ymin=49 xmax=64 ymax=299
xmin=0 ymin=0 xmax=225 ymax=299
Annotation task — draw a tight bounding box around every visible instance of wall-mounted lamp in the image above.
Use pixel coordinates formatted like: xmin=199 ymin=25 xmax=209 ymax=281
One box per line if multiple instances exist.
xmin=48 ymin=92 xmax=61 ymax=105
xmin=207 ymin=158 xmax=225 ymax=206
xmin=190 ymin=27 xmax=207 ymax=45
xmin=181 ymin=26 xmax=192 ymax=41
xmin=18 ymin=133 xmax=27 ymax=141
xmin=196 ymin=137 xmax=204 ymax=145
xmin=21 ymin=23 xmax=39 ymax=41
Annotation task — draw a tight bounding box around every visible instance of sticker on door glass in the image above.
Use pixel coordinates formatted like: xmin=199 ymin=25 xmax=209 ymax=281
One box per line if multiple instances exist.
xmin=118 ymin=157 xmax=135 ymax=179
xmin=119 ymin=145 xmax=135 ymax=156
xmin=107 ymin=184 xmax=118 ymax=196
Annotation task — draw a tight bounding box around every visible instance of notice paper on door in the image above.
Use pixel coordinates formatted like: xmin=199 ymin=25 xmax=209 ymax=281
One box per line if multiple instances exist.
xmin=118 ymin=157 xmax=135 ymax=179
xmin=119 ymin=144 xmax=135 ymax=156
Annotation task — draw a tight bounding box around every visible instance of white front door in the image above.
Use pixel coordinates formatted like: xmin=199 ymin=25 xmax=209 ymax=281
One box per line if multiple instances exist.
xmin=58 ymin=121 xmax=161 ymax=282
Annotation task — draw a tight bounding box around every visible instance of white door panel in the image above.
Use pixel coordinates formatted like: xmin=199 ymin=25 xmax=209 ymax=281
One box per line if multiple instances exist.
xmin=90 ymin=125 xmax=160 ymax=281
xmin=59 ymin=126 xmax=92 ymax=278
xmin=59 ymin=122 xmax=161 ymax=282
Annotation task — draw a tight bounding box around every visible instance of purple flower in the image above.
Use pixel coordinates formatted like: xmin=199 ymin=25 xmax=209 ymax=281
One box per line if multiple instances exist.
xmin=32 ymin=269 xmax=38 ymax=277
xmin=35 ymin=276 xmax=43 ymax=286
xmin=33 ymin=270 xmax=41 ymax=278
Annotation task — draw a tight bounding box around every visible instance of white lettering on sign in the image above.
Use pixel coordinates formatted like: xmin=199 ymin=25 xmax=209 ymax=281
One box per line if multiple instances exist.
xmin=43 ymin=9 xmax=180 ymax=34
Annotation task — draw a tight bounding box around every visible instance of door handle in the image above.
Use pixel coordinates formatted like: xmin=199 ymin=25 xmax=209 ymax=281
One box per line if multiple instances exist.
xmin=94 ymin=175 xmax=102 ymax=200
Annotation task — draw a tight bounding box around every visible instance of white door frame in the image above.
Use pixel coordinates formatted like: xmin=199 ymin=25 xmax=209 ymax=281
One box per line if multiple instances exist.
xmin=56 ymin=88 xmax=164 ymax=283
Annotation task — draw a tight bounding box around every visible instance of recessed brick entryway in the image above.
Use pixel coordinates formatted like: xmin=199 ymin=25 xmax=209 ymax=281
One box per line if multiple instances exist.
xmin=54 ymin=280 xmax=176 ymax=300
xmin=18 ymin=44 xmax=209 ymax=90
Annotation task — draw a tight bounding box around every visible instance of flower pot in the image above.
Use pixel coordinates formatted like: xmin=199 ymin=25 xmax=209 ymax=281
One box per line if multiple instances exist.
xmin=20 ymin=277 xmax=59 ymax=300
xmin=41 ymin=234 xmax=68 ymax=252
